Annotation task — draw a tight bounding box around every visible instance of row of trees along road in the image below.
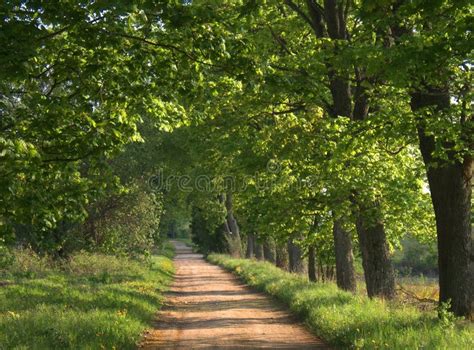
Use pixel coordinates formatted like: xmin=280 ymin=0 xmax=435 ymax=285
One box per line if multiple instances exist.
xmin=0 ymin=1 xmax=472 ymax=318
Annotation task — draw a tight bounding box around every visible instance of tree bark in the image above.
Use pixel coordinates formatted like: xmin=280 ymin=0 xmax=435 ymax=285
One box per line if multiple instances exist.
xmin=263 ymin=239 xmax=276 ymax=263
xmin=411 ymin=89 xmax=473 ymax=319
xmin=425 ymin=156 xmax=473 ymax=318
xmin=355 ymin=209 xmax=395 ymax=299
xmin=246 ymin=232 xmax=255 ymax=258
xmin=317 ymin=258 xmax=325 ymax=282
xmin=288 ymin=237 xmax=305 ymax=273
xmin=222 ymin=192 xmax=241 ymax=257
xmin=333 ymin=219 xmax=357 ymax=292
xmin=275 ymin=243 xmax=289 ymax=270
xmin=308 ymin=245 xmax=317 ymax=282
xmin=255 ymin=238 xmax=264 ymax=260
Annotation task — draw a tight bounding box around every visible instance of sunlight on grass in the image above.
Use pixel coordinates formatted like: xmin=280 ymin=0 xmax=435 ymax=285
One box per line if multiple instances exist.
xmin=0 ymin=249 xmax=174 ymax=349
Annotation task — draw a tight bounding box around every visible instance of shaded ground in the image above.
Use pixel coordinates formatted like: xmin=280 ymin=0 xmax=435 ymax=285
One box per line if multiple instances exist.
xmin=140 ymin=241 xmax=328 ymax=349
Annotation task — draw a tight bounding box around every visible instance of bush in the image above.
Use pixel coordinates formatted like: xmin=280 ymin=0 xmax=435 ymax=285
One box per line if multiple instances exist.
xmin=208 ymin=254 xmax=474 ymax=349
xmin=7 ymin=182 xmax=165 ymax=260
xmin=393 ymin=236 xmax=438 ymax=276
xmin=80 ymin=186 xmax=163 ymax=258
xmin=0 ymin=243 xmax=14 ymax=271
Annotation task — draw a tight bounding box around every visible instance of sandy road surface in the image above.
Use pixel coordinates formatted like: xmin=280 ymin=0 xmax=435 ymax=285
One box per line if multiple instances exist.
xmin=140 ymin=241 xmax=328 ymax=349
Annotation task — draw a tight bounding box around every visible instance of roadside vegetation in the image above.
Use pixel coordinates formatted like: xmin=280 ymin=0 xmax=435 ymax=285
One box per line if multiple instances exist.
xmin=209 ymin=254 xmax=473 ymax=350
xmin=0 ymin=244 xmax=174 ymax=349
xmin=1 ymin=1 xmax=471 ymax=347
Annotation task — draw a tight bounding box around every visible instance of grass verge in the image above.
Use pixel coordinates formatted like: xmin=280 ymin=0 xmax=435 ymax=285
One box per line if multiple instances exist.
xmin=0 ymin=246 xmax=174 ymax=349
xmin=208 ymin=254 xmax=473 ymax=350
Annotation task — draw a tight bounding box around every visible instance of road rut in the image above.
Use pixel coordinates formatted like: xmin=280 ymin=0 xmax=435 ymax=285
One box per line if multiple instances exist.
xmin=140 ymin=241 xmax=328 ymax=349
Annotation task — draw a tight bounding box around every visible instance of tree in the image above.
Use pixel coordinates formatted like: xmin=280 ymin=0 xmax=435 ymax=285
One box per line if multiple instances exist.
xmin=281 ymin=0 xmax=395 ymax=299
xmin=359 ymin=0 xmax=472 ymax=318
xmin=0 ymin=1 xmax=198 ymax=250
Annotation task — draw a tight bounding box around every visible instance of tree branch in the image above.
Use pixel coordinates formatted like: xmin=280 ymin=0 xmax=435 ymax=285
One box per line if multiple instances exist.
xmin=306 ymin=0 xmax=327 ymax=37
xmin=285 ymin=0 xmax=313 ymax=25
xmin=268 ymin=25 xmax=293 ymax=55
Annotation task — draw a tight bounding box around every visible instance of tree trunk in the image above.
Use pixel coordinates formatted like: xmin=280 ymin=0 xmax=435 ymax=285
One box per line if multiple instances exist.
xmin=255 ymin=239 xmax=264 ymax=260
xmin=317 ymin=258 xmax=325 ymax=282
xmin=355 ymin=210 xmax=395 ymax=299
xmin=222 ymin=192 xmax=241 ymax=257
xmin=246 ymin=232 xmax=255 ymax=259
xmin=263 ymin=239 xmax=276 ymax=263
xmin=275 ymin=243 xmax=289 ymax=270
xmin=288 ymin=237 xmax=305 ymax=273
xmin=411 ymin=89 xmax=473 ymax=319
xmin=219 ymin=191 xmax=242 ymax=258
xmin=333 ymin=219 xmax=357 ymax=292
xmin=424 ymin=157 xmax=473 ymax=318
xmin=308 ymin=245 xmax=317 ymax=282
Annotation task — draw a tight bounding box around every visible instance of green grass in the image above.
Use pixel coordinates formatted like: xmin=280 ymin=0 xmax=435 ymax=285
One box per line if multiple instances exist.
xmin=0 ymin=247 xmax=174 ymax=349
xmin=208 ymin=254 xmax=474 ymax=350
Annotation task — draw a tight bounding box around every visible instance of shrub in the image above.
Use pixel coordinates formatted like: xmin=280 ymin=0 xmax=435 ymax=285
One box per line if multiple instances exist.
xmin=0 ymin=242 xmax=14 ymax=271
xmin=393 ymin=236 xmax=438 ymax=277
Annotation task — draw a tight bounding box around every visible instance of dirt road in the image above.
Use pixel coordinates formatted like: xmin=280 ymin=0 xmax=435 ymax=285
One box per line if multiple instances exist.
xmin=140 ymin=241 xmax=327 ymax=349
